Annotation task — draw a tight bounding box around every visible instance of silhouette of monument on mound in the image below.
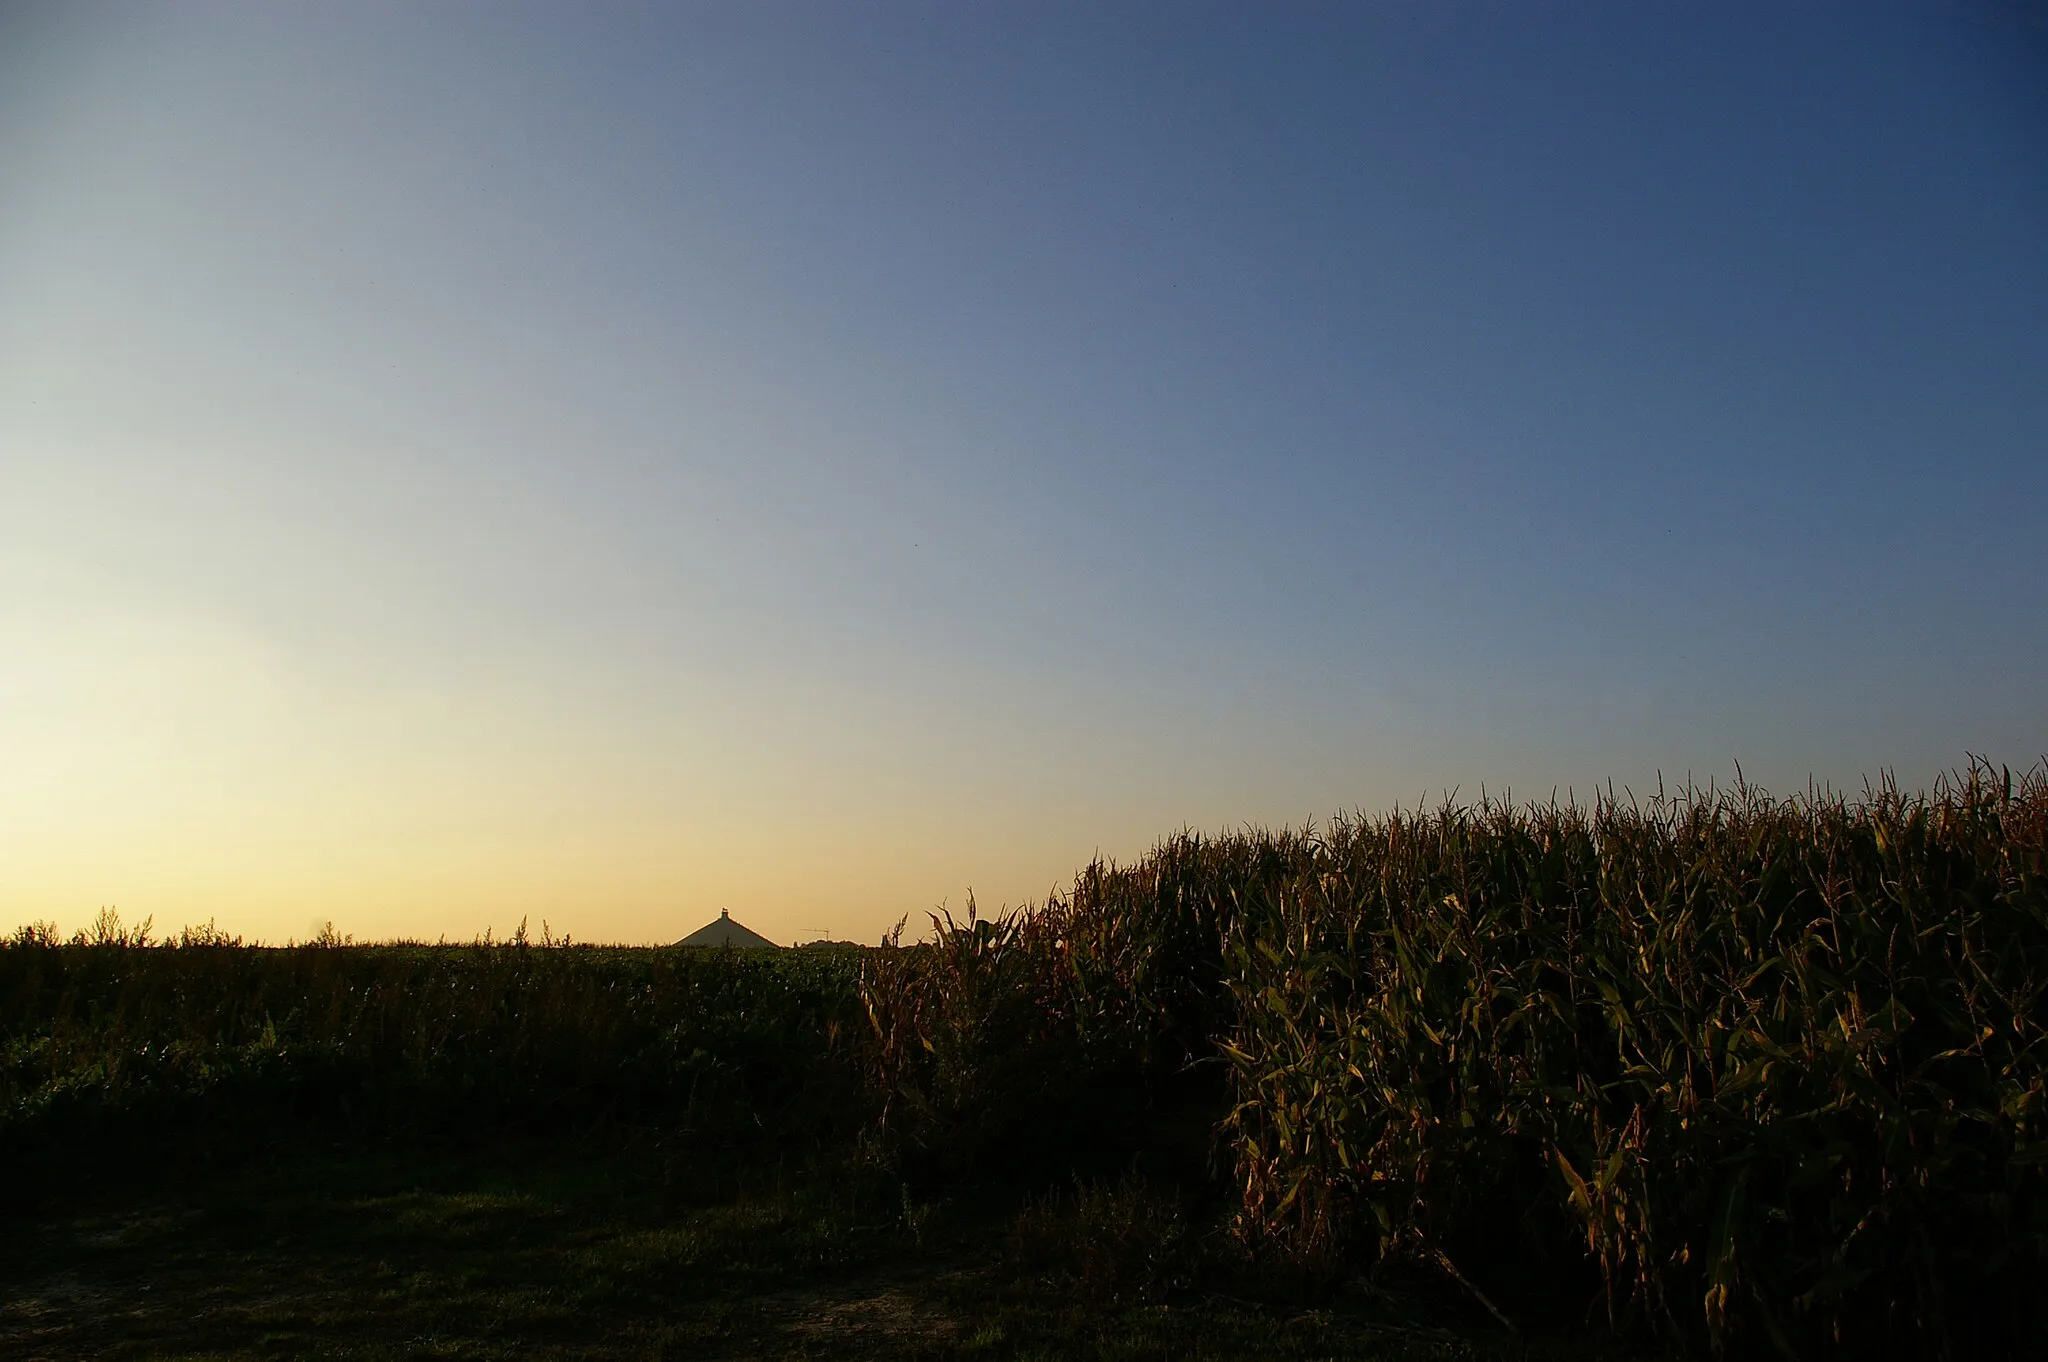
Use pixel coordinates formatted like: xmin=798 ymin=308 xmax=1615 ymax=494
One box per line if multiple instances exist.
xmin=675 ymin=908 xmax=780 ymax=949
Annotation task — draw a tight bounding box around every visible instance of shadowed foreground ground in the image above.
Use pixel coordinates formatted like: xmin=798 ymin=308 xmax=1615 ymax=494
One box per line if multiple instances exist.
xmin=0 ymin=1141 xmax=1531 ymax=1362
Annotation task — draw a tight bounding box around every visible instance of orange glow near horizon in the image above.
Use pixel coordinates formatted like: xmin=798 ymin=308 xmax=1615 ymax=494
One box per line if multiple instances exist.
xmin=0 ymin=590 xmax=1209 ymax=947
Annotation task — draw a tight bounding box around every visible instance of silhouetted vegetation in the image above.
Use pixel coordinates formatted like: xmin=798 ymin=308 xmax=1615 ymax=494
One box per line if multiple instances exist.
xmin=5 ymin=759 xmax=2043 ymax=1358
xmin=0 ymin=926 xmax=871 ymax=1194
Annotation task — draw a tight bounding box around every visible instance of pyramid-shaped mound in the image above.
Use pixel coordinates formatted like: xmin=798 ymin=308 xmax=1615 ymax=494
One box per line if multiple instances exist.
xmin=676 ymin=908 xmax=780 ymax=949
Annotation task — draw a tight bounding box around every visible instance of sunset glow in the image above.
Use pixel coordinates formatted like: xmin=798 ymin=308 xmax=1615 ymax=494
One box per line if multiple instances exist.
xmin=4 ymin=5 xmax=2043 ymax=946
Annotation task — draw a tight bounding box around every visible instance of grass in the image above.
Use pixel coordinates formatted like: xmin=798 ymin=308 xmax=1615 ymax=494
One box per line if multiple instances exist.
xmin=0 ymin=1137 xmax=1520 ymax=1360
xmin=2 ymin=1139 xmax=884 ymax=1359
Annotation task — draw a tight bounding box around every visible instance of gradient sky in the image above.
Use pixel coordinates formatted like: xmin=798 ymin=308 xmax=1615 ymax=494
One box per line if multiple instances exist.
xmin=3 ymin=4 xmax=2044 ymax=946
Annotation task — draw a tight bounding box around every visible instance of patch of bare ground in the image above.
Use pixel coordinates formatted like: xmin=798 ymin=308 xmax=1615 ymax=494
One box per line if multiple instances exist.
xmin=0 ymin=1209 xmax=174 ymax=1359
xmin=767 ymin=1261 xmax=969 ymax=1351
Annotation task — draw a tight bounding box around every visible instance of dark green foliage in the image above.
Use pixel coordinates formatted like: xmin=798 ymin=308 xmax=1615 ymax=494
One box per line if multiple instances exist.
xmin=0 ymin=936 xmax=872 ymax=1199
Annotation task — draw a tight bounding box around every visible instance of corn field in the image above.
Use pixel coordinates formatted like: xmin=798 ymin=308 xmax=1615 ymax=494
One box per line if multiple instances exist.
xmin=861 ymin=760 xmax=2048 ymax=1354
xmin=0 ymin=933 xmax=872 ymax=1175
xmin=6 ymin=759 xmax=2043 ymax=1355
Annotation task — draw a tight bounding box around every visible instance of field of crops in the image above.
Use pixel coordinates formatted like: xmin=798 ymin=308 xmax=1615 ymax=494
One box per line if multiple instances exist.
xmin=5 ymin=760 xmax=2043 ymax=1358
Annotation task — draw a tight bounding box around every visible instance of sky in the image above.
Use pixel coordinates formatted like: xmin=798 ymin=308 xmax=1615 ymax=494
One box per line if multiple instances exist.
xmin=3 ymin=3 xmax=2044 ymax=946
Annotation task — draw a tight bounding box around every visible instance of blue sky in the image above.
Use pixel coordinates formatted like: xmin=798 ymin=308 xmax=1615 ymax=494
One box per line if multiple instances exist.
xmin=3 ymin=3 xmax=2044 ymax=943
